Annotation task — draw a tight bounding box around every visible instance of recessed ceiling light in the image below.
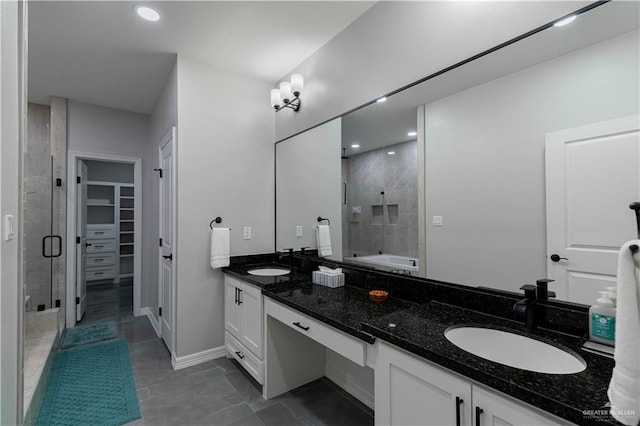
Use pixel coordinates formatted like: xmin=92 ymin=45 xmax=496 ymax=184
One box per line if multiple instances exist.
xmin=407 ymin=131 xmax=417 ymax=137
xmin=387 ymin=151 xmax=395 ymax=155
xmin=351 ymin=144 xmax=360 ymax=148
xmin=376 ymin=97 xmax=387 ymax=103
xmin=553 ymin=15 xmax=576 ymax=27
xmin=135 ymin=5 xmax=161 ymax=22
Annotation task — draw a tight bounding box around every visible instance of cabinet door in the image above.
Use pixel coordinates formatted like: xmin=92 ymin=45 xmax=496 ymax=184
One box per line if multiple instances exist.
xmin=224 ymin=277 xmax=241 ymax=340
xmin=239 ymin=282 xmax=263 ymax=359
xmin=473 ymin=386 xmax=565 ymax=426
xmin=376 ymin=342 xmax=472 ymax=426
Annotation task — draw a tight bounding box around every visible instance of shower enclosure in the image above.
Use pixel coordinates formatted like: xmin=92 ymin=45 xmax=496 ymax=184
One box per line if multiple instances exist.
xmin=23 ymin=100 xmax=67 ymax=417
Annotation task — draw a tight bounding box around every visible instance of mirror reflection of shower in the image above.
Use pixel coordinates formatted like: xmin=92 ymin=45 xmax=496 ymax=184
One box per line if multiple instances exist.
xmin=341 ymin=139 xmax=419 ymax=274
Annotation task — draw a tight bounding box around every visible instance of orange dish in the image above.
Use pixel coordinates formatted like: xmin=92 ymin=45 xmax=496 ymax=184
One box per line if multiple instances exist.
xmin=369 ymin=290 xmax=389 ymax=303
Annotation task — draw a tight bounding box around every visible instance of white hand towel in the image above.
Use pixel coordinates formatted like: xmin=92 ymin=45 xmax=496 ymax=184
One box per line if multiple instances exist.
xmin=316 ymin=225 xmax=332 ymax=257
xmin=210 ymin=228 xmax=230 ymax=269
xmin=608 ymin=239 xmax=640 ymax=426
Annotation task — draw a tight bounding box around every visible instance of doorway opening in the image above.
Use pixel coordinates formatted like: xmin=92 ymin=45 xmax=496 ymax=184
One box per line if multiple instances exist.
xmin=66 ymin=151 xmax=142 ymax=328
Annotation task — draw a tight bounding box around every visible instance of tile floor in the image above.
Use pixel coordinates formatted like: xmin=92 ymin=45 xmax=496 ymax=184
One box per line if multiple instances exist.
xmin=81 ymin=282 xmax=374 ymax=425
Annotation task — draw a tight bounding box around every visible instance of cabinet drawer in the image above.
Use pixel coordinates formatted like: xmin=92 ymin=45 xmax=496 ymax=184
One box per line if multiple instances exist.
xmin=226 ymin=332 xmax=263 ymax=384
xmin=86 ymin=266 xmax=115 ymax=281
xmin=87 ymin=253 xmax=115 ymax=267
xmin=87 ymin=225 xmax=116 ymax=239
xmin=86 ymin=239 xmax=116 ymax=253
xmin=265 ymin=298 xmax=366 ymax=366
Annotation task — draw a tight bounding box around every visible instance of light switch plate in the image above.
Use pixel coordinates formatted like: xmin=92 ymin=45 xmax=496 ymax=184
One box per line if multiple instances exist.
xmin=4 ymin=215 xmax=15 ymax=241
xmin=433 ymin=216 xmax=443 ymax=226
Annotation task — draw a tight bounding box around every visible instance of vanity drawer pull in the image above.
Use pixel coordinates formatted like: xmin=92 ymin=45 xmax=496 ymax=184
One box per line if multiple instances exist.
xmin=455 ymin=397 xmax=464 ymax=426
xmin=293 ymin=322 xmax=310 ymax=331
xmin=94 ymin=258 xmax=104 ymax=263
xmin=475 ymin=406 xmax=484 ymax=426
xmin=235 ymin=351 xmax=245 ymax=359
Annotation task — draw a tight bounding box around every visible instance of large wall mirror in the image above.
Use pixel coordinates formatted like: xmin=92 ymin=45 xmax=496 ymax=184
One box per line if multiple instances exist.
xmin=276 ymin=1 xmax=640 ymax=305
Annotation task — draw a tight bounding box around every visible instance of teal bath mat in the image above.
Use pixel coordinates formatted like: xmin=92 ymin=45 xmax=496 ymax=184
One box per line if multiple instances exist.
xmin=61 ymin=321 xmax=117 ymax=349
xmin=36 ymin=340 xmax=141 ymax=425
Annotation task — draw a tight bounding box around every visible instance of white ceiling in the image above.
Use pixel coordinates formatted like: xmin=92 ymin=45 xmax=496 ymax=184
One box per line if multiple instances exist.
xmin=28 ymin=1 xmax=375 ymax=113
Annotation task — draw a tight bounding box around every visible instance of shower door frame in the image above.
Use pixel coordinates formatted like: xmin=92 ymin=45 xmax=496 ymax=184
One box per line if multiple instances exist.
xmin=65 ymin=150 xmax=142 ymax=328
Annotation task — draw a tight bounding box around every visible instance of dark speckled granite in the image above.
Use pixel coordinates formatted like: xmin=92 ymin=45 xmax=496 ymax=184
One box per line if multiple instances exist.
xmin=224 ymin=254 xmax=618 ymax=426
xmin=263 ymin=283 xmax=418 ymax=343
xmin=362 ymin=301 xmax=618 ymax=426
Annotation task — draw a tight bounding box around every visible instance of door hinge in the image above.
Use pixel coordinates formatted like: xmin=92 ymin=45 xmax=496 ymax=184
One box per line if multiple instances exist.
xmin=159 ymin=307 xmax=163 ymax=317
xmin=76 ymin=297 xmax=80 ymax=305
xmin=76 ymin=236 xmax=81 ymax=244
xmin=76 ymin=176 xmax=81 ymax=184
xmin=154 ymin=168 xmax=163 ymax=178
xmin=159 ymin=238 xmax=163 ymax=247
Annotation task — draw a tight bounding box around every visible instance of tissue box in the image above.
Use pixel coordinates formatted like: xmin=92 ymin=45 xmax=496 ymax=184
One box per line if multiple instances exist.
xmin=312 ymin=271 xmax=345 ymax=288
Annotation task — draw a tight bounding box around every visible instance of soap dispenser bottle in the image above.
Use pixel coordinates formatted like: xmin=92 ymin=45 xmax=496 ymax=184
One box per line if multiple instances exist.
xmin=589 ymin=291 xmax=616 ymax=346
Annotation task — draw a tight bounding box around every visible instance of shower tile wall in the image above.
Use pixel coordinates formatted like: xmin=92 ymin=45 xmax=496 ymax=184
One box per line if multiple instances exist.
xmin=344 ymin=140 xmax=418 ymax=258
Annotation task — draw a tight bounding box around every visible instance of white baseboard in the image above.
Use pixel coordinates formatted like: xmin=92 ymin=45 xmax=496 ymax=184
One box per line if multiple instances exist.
xmin=140 ymin=307 xmax=160 ymax=337
xmin=325 ymin=361 xmax=375 ymax=409
xmin=171 ymin=345 xmax=226 ymax=371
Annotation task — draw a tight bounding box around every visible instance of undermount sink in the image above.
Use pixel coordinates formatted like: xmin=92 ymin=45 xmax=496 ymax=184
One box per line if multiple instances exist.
xmin=444 ymin=326 xmax=586 ymax=374
xmin=247 ymin=267 xmax=291 ymax=277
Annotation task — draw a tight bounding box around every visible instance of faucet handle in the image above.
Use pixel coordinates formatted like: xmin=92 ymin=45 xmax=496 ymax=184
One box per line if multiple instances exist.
xmin=300 ymin=247 xmax=310 ymax=255
xmin=520 ymin=284 xmax=537 ymax=301
xmin=536 ymin=278 xmax=555 ymax=301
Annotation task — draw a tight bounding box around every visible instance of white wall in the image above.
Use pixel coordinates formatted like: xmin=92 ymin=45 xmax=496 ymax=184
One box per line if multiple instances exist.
xmin=175 ymin=56 xmax=274 ymax=358
xmin=146 ymin=60 xmax=177 ymax=318
xmin=275 ymin=1 xmax=590 ymax=141
xmin=424 ymin=30 xmax=640 ymax=292
xmin=1 ymin=0 xmax=23 ymax=423
xmin=68 ymin=100 xmax=148 ymax=159
xmin=276 ymin=119 xmax=342 ymax=260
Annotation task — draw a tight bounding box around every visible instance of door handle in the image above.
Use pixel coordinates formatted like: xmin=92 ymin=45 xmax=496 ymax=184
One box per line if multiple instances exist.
xmin=475 ymin=406 xmax=484 ymax=426
xmin=42 ymin=235 xmax=51 ymax=258
xmin=163 ymin=254 xmax=173 ymax=261
xmin=550 ymin=254 xmax=568 ymax=262
xmin=455 ymin=397 xmax=464 ymax=426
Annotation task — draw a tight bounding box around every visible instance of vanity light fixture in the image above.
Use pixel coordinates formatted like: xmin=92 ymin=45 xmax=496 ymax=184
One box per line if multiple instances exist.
xmin=407 ymin=131 xmax=417 ymax=137
xmin=376 ymin=97 xmax=387 ymax=103
xmin=387 ymin=151 xmax=396 ymax=155
xmin=553 ymin=15 xmax=577 ymax=27
xmin=135 ymin=5 xmax=161 ymax=22
xmin=351 ymin=144 xmax=360 ymax=149
xmin=271 ymin=74 xmax=304 ymax=112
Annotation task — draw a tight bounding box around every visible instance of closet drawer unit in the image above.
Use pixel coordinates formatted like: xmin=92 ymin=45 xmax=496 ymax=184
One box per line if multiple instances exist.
xmin=225 ymin=331 xmax=263 ymax=384
xmin=86 ymin=266 xmax=115 ymax=281
xmin=87 ymin=253 xmax=115 ymax=267
xmin=86 ymin=239 xmax=116 ymax=254
xmin=87 ymin=225 xmax=116 ymax=239
xmin=265 ymin=298 xmax=366 ymax=366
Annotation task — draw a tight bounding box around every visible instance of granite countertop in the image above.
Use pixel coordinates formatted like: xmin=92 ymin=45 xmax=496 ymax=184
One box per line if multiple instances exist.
xmin=222 ymin=262 xmax=311 ymax=289
xmin=225 ymin=262 xmax=618 ymax=426
xmin=362 ymin=301 xmax=617 ymax=426
xmin=263 ymin=282 xmax=418 ymax=343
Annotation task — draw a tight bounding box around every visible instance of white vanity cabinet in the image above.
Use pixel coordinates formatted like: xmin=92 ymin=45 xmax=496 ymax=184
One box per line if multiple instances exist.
xmin=224 ymin=275 xmax=264 ymax=384
xmin=375 ymin=341 xmax=571 ymax=426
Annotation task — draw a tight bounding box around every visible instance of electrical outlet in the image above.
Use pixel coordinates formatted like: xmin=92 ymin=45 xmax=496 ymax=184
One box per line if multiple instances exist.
xmin=433 ymin=216 xmax=443 ymax=226
xmin=296 ymin=225 xmax=303 ymax=237
xmin=243 ymin=227 xmax=251 ymax=240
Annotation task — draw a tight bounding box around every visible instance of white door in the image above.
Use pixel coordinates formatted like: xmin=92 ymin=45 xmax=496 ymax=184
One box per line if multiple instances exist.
xmin=545 ymin=115 xmax=640 ymax=304
xmin=159 ymin=127 xmax=176 ymax=351
xmin=76 ymin=160 xmax=88 ymax=321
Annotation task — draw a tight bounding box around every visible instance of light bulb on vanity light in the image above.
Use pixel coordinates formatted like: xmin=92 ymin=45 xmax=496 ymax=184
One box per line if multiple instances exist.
xmin=270 ymin=89 xmax=282 ymax=110
xmin=291 ymin=74 xmax=304 ymax=97
xmin=279 ymin=81 xmax=293 ymax=104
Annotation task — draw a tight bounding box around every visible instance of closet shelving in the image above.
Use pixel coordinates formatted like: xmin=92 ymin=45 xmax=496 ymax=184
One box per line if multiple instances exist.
xmin=86 ymin=181 xmax=135 ymax=282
